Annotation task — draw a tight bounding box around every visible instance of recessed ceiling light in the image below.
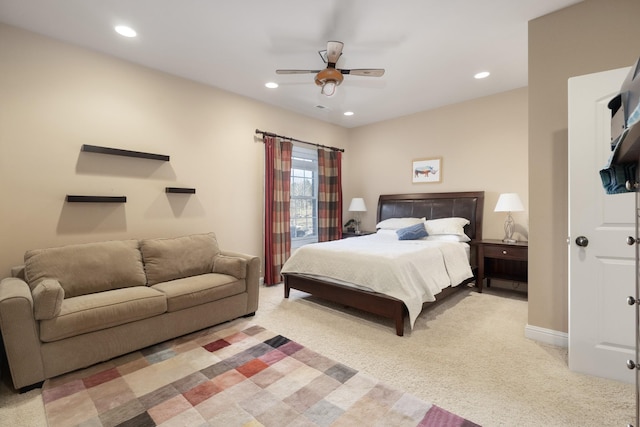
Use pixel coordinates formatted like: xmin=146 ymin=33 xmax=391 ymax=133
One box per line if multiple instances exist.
xmin=343 ymin=111 xmax=354 ymax=116
xmin=474 ymin=71 xmax=490 ymax=79
xmin=265 ymin=82 xmax=278 ymax=89
xmin=115 ymin=25 xmax=137 ymax=38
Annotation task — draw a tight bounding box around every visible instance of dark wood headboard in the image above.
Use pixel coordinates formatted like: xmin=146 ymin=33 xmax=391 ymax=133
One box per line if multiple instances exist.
xmin=376 ymin=191 xmax=485 ymax=241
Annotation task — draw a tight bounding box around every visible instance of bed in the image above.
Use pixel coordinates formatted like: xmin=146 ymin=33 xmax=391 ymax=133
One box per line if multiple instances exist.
xmin=282 ymin=191 xmax=484 ymax=336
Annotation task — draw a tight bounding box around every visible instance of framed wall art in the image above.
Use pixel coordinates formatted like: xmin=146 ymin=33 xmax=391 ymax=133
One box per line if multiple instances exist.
xmin=412 ymin=157 xmax=442 ymax=183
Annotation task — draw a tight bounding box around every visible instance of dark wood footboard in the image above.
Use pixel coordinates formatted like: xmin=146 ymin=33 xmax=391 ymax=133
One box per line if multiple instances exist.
xmin=284 ymin=273 xmax=408 ymax=336
xmin=284 ymin=273 xmax=474 ymax=336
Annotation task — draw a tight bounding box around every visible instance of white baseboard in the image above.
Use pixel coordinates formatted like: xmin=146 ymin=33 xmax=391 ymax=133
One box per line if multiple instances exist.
xmin=524 ymin=324 xmax=568 ymax=347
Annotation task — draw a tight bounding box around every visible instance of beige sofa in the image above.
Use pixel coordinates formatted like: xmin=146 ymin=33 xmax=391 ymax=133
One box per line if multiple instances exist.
xmin=0 ymin=232 xmax=260 ymax=390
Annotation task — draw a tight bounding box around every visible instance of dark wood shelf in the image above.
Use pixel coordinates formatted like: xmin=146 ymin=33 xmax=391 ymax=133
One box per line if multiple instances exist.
xmin=66 ymin=195 xmax=127 ymax=203
xmin=165 ymin=187 xmax=196 ymax=194
xmin=81 ymin=144 xmax=169 ymax=161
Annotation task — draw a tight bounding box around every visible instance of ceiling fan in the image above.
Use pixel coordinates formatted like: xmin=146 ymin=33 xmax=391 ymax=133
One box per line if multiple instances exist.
xmin=276 ymin=41 xmax=385 ymax=97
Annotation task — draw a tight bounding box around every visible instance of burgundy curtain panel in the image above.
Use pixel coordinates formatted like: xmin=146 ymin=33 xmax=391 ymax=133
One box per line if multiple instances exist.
xmin=264 ymin=136 xmax=292 ymax=286
xmin=317 ymin=148 xmax=343 ymax=242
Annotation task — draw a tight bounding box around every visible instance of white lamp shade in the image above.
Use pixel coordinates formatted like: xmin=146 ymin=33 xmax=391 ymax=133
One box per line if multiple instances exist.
xmin=494 ymin=193 xmax=524 ymax=212
xmin=348 ymin=198 xmax=367 ymax=212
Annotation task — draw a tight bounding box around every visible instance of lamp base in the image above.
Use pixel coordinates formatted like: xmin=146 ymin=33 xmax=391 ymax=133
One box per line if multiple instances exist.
xmin=502 ymin=213 xmax=517 ymax=244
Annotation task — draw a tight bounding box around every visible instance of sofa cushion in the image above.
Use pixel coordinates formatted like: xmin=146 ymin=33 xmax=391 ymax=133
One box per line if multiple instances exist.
xmin=32 ymin=279 xmax=64 ymax=320
xmin=151 ymin=273 xmax=244 ymax=312
xmin=141 ymin=233 xmax=221 ymax=286
xmin=24 ymin=240 xmax=146 ymax=298
xmin=39 ymin=287 xmax=167 ymax=342
xmin=213 ymin=255 xmax=247 ymax=279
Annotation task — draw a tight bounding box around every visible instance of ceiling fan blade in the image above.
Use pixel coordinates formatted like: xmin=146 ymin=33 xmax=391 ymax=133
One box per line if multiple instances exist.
xmin=340 ymin=69 xmax=385 ymax=77
xmin=276 ymin=69 xmax=322 ymax=74
xmin=326 ymin=41 xmax=344 ymax=64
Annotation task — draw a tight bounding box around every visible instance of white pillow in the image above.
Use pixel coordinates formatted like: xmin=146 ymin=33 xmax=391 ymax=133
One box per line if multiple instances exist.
xmin=376 ymin=217 xmax=426 ymax=230
xmin=377 ymin=229 xmax=469 ymax=243
xmin=422 ymin=234 xmax=471 ymax=243
xmin=376 ymin=229 xmax=400 ymax=239
xmin=424 ymin=217 xmax=470 ymax=236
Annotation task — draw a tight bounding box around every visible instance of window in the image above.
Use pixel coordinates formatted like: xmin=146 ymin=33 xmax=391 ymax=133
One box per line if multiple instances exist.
xmin=290 ymin=145 xmax=318 ymax=248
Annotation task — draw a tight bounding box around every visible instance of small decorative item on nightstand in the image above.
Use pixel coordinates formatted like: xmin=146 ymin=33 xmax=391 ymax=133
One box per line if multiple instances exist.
xmin=344 ymin=218 xmax=357 ymax=233
xmin=342 ymin=230 xmax=374 ymax=239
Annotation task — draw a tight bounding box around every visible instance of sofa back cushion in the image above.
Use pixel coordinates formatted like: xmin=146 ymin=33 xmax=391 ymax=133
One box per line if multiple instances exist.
xmin=24 ymin=240 xmax=146 ymax=298
xmin=140 ymin=232 xmax=220 ymax=285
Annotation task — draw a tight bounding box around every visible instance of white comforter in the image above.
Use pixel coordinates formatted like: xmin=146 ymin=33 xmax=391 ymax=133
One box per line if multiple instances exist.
xmin=280 ymin=232 xmax=473 ymax=328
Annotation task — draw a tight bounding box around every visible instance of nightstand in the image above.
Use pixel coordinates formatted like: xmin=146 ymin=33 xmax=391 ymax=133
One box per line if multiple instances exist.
xmin=342 ymin=230 xmax=374 ymax=238
xmin=477 ymin=239 xmax=528 ymax=292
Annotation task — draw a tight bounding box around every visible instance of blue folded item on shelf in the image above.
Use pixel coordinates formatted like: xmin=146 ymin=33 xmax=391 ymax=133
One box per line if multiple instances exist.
xmin=599 ymin=162 xmax=636 ymax=194
xmin=600 ymin=131 xmax=637 ymax=194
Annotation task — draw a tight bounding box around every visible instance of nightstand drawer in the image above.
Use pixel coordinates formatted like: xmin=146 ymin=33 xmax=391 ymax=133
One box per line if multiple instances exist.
xmin=483 ymin=245 xmax=527 ymax=260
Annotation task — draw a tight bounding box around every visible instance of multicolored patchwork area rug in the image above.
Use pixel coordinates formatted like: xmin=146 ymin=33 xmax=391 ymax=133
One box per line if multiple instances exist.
xmin=42 ymin=322 xmax=480 ymax=426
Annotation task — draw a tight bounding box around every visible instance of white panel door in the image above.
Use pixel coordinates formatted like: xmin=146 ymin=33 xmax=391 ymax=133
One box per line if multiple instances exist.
xmin=568 ymin=66 xmax=635 ymax=383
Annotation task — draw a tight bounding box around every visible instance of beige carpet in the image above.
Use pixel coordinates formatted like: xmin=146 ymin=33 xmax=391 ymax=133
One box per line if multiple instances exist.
xmin=0 ymin=284 xmax=635 ymax=426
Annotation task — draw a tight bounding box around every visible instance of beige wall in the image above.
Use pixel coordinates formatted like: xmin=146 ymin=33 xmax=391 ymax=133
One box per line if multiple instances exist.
xmin=346 ymin=88 xmax=529 ymax=242
xmin=0 ymin=24 xmax=348 ymax=277
xmin=1 ymin=23 xmax=530 ymax=287
xmin=8 ymin=0 xmax=632 ymax=339
xmin=528 ymin=0 xmax=640 ymax=332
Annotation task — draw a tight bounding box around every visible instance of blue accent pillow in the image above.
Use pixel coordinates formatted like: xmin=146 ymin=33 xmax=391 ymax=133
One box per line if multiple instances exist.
xmin=396 ymin=223 xmax=428 ymax=240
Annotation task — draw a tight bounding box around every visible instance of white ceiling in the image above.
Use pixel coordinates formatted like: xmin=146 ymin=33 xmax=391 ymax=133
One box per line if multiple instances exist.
xmin=0 ymin=0 xmax=582 ymax=128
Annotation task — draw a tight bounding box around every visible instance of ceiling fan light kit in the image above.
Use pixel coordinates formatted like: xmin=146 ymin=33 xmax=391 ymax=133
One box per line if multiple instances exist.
xmin=276 ymin=41 xmax=385 ymax=98
xmin=321 ymin=81 xmax=337 ymax=96
xmin=315 ymin=67 xmax=343 ymax=97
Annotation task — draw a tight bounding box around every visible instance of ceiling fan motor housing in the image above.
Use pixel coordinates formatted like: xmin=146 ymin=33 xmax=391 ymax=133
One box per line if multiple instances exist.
xmin=315 ymin=67 xmax=344 ymax=87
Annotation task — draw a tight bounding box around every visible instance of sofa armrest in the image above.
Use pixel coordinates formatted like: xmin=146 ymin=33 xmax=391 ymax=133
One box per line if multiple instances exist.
xmin=213 ymin=256 xmax=247 ymax=279
xmin=220 ymin=250 xmax=261 ymax=314
xmin=0 ymin=277 xmax=45 ymax=389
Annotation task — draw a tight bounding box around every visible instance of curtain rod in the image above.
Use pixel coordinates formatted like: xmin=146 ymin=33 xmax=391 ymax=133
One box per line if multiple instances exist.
xmin=255 ymin=129 xmax=344 ymax=153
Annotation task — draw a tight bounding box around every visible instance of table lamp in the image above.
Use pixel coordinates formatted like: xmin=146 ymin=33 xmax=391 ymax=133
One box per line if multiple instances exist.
xmin=348 ymin=198 xmax=367 ymax=234
xmin=494 ymin=193 xmax=524 ymax=243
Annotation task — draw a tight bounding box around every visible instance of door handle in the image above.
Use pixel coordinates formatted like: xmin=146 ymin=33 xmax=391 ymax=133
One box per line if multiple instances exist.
xmin=575 ymin=236 xmax=589 ymax=247
xmin=627 ymin=236 xmax=639 ymax=245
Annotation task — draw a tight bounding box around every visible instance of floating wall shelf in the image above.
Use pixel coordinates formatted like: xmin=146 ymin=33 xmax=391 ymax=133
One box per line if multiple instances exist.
xmin=81 ymin=144 xmax=170 ymax=161
xmin=66 ymin=195 xmax=127 ymax=203
xmin=166 ymin=187 xmax=196 ymax=194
